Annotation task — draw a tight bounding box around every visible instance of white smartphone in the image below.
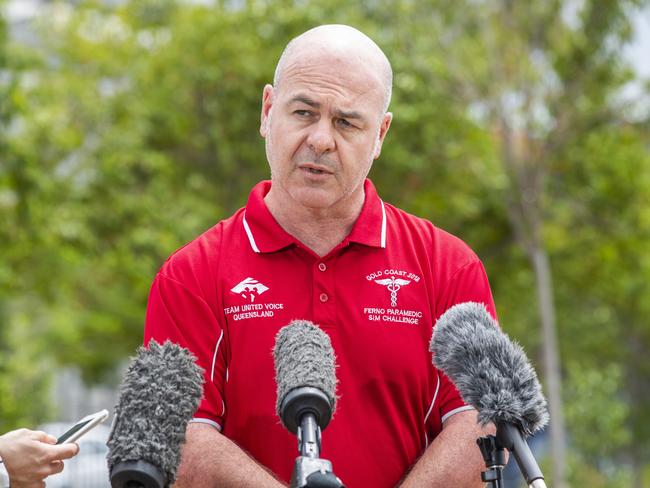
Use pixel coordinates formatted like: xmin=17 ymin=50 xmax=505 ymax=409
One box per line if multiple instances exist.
xmin=56 ymin=409 xmax=109 ymax=444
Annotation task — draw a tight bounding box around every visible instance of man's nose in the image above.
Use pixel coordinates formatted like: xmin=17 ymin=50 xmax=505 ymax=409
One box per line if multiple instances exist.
xmin=306 ymin=118 xmax=336 ymax=155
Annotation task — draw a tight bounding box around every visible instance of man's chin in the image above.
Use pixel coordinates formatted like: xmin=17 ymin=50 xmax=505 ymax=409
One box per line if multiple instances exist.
xmin=289 ymin=187 xmax=340 ymax=210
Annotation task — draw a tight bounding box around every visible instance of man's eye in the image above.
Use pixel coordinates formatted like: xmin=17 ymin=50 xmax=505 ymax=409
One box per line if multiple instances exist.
xmin=294 ymin=110 xmax=311 ymax=117
xmin=337 ymin=118 xmax=354 ymax=129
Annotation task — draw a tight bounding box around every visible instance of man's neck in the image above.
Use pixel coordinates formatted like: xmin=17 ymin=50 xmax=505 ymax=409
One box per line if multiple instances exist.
xmin=264 ymin=187 xmax=365 ymax=258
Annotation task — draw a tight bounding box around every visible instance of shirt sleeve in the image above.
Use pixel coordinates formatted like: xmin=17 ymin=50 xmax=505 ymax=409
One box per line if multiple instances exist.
xmin=144 ymin=272 xmax=227 ymax=430
xmin=434 ymin=258 xmax=497 ymax=422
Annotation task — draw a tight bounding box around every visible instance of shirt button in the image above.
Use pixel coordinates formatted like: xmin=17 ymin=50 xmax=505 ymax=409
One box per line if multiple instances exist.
xmin=318 ymin=262 xmax=327 ymax=272
xmin=319 ymin=293 xmax=329 ymax=303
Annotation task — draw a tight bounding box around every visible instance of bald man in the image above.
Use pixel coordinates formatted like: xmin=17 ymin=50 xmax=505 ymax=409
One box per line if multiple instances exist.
xmin=144 ymin=25 xmax=497 ymax=487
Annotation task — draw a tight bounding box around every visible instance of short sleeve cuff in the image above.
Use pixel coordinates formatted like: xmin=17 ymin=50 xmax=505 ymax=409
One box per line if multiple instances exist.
xmin=189 ymin=417 xmax=222 ymax=431
xmin=441 ymin=405 xmax=475 ymax=424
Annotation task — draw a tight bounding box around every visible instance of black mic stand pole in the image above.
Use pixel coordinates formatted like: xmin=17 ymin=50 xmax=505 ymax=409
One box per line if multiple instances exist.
xmin=290 ymin=412 xmax=344 ymax=488
xmin=495 ymin=423 xmax=547 ymax=488
xmin=477 ymin=435 xmax=506 ymax=488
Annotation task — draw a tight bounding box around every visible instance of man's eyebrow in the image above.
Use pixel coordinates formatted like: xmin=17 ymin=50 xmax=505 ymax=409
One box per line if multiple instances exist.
xmin=288 ymin=95 xmax=365 ymax=121
xmin=334 ymin=108 xmax=364 ymax=120
xmin=288 ymin=95 xmax=320 ymax=108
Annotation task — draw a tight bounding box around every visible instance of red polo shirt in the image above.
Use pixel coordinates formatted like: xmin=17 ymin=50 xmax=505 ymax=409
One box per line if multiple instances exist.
xmin=144 ymin=179 xmax=496 ymax=488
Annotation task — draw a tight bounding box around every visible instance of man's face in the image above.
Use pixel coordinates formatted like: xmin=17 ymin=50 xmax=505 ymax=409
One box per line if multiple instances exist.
xmin=260 ymin=53 xmax=392 ymax=211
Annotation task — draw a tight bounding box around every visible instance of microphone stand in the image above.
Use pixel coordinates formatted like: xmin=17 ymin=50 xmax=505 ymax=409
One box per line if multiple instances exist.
xmin=290 ymin=413 xmax=344 ymax=488
xmin=496 ymin=422 xmax=547 ymax=488
xmin=478 ymin=423 xmax=548 ymax=488
xmin=477 ymin=435 xmax=506 ymax=488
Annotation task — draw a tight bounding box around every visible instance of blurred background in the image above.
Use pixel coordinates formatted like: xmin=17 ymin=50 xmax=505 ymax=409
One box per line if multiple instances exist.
xmin=1 ymin=0 xmax=649 ymax=486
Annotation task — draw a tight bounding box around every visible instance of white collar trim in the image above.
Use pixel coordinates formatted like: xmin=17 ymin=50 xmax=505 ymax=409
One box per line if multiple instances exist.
xmin=380 ymin=200 xmax=387 ymax=248
xmin=242 ymin=213 xmax=260 ymax=253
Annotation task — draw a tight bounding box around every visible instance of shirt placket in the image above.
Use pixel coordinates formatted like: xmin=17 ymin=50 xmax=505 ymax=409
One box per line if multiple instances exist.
xmin=312 ymin=257 xmax=336 ymax=327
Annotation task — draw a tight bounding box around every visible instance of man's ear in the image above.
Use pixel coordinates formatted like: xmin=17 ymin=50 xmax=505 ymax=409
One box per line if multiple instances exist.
xmin=260 ymin=84 xmax=274 ymax=137
xmin=373 ymin=112 xmax=393 ymax=159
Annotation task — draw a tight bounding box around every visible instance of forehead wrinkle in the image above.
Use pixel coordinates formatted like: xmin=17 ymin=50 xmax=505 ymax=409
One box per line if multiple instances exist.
xmin=280 ymin=61 xmax=384 ymax=111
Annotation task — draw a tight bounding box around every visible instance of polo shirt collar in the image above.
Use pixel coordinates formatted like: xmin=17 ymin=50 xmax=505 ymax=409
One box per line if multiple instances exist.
xmin=242 ymin=181 xmax=294 ymax=253
xmin=347 ymin=179 xmax=386 ymax=248
xmin=242 ymin=179 xmax=387 ymax=254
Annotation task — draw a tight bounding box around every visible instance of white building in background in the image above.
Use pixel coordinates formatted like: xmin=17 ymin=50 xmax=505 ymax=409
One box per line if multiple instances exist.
xmin=45 ymin=370 xmax=116 ymax=486
xmin=52 ymin=368 xmax=118 ymax=423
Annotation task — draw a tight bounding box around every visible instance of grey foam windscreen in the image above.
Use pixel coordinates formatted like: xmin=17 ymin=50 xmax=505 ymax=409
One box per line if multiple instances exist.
xmin=106 ymin=340 xmax=204 ymax=485
xmin=273 ymin=320 xmax=338 ymax=419
xmin=430 ymin=302 xmax=548 ymax=436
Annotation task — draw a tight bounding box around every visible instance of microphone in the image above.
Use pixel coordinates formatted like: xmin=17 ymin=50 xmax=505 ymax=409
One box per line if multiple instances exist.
xmin=430 ymin=302 xmax=549 ymax=488
xmin=273 ymin=320 xmax=344 ymax=488
xmin=107 ymin=340 xmax=204 ymax=488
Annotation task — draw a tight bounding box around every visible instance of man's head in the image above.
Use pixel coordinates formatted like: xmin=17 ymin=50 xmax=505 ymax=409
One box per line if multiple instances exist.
xmin=260 ymin=24 xmax=393 ymax=212
xmin=272 ymin=26 xmax=393 ymax=114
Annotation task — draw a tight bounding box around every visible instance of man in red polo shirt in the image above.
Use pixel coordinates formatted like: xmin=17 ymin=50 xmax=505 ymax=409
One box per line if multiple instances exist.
xmin=144 ymin=24 xmax=496 ymax=487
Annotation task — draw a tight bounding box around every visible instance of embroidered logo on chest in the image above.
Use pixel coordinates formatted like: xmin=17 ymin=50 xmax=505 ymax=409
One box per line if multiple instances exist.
xmin=364 ymin=268 xmax=423 ymax=325
xmin=230 ymin=277 xmax=269 ymax=303
xmin=226 ymin=277 xmax=284 ymax=322
xmin=373 ymin=276 xmax=411 ymax=307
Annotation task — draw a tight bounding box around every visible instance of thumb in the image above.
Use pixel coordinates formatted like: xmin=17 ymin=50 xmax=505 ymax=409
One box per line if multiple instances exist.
xmin=48 ymin=441 xmax=80 ymax=461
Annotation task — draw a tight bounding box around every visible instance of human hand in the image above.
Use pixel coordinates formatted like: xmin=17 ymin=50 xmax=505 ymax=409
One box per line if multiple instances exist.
xmin=0 ymin=428 xmax=79 ymax=488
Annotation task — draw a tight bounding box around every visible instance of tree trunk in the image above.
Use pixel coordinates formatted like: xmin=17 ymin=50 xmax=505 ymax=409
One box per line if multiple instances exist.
xmin=530 ymin=245 xmax=567 ymax=488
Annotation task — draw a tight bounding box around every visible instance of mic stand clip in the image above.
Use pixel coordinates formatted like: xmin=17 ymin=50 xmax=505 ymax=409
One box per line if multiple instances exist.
xmin=477 ymin=435 xmax=507 ymax=488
